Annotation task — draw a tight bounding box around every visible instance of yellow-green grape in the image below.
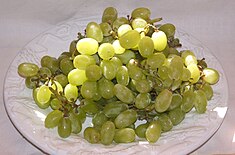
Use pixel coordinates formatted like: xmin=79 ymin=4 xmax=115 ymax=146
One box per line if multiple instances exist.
xmin=85 ymin=65 xmax=102 ymax=81
xmin=112 ymin=40 xmax=125 ymax=54
xmin=38 ymin=67 xmax=51 ymax=81
xmin=201 ymin=83 xmax=213 ymax=100
xmin=59 ymin=57 xmax=74 ymax=75
xmin=112 ymin=17 xmax=129 ymax=30
xmin=47 ymin=80 xmax=63 ymax=94
xmin=25 ymin=76 xmax=38 ymax=89
xmin=100 ymin=60 xmax=117 ymax=80
xmin=18 ymin=62 xmax=39 ymax=78
xmin=110 ymin=56 xmax=123 ymax=68
xmin=158 ymin=113 xmax=173 ymax=132
xmin=187 ymin=64 xmax=200 ymax=84
xmin=81 ymin=81 xmax=97 ymax=99
xmin=114 ymin=109 xmax=137 ymax=129
xmin=98 ymin=43 xmax=115 ymax=60
xmin=100 ymin=121 xmax=115 ymax=145
xmin=100 ymin=22 xmax=112 ymax=36
xmin=69 ymin=111 xmax=82 ymax=134
xmin=132 ymin=18 xmax=147 ymax=30
xmin=50 ymin=98 xmax=62 ymax=110
xmin=135 ymin=93 xmax=151 ymax=109
xmin=92 ymin=112 xmax=108 ymax=129
xmin=181 ymin=90 xmax=196 ymax=113
xmin=158 ymin=23 xmax=176 ymax=38
xmin=127 ymin=63 xmax=145 ymax=80
xmin=138 ymin=36 xmax=154 ymax=58
xmin=54 ymin=74 xmax=68 ymax=87
xmin=69 ymin=40 xmax=79 ymax=55
xmin=181 ymin=67 xmax=191 ymax=81
xmin=114 ymin=128 xmax=135 ymax=143
xmin=103 ymin=101 xmax=128 ymax=118
xmin=181 ymin=50 xmax=197 ymax=66
xmin=145 ymin=120 xmax=161 ymax=143
xmin=168 ymin=107 xmax=185 ymax=126
xmin=168 ymin=56 xmax=184 ymax=80
xmin=131 ymin=7 xmax=151 ymax=21
xmin=155 ymin=89 xmax=172 ymax=113
xmin=41 ymin=56 xmax=60 ymax=74
xmin=33 ymin=87 xmax=50 ymax=109
xmin=116 ymin=66 xmax=129 ymax=86
xmin=81 ymin=99 xmax=99 ymax=116
xmin=76 ymin=38 xmax=99 ymax=55
xmin=151 ymin=31 xmax=167 ymax=51
xmin=171 ymin=79 xmax=182 ymax=91
xmin=158 ymin=66 xmax=169 ymax=80
xmin=57 ymin=117 xmax=72 ymax=138
xmin=115 ymin=50 xmax=136 ymax=64
xmin=84 ymin=127 xmax=101 ymax=144
xmin=135 ymin=79 xmax=151 ymax=93
xmin=146 ymin=53 xmax=166 ymax=69
xmin=102 ymin=7 xmax=118 ymax=24
xmin=37 ymin=85 xmax=51 ymax=105
xmin=73 ymin=54 xmax=96 ymax=70
xmin=135 ymin=123 xmax=149 ymax=138
xmin=101 ymin=35 xmax=115 ymax=44
xmin=202 ymin=68 xmax=219 ymax=85
xmin=76 ymin=108 xmax=86 ymax=123
xmin=119 ymin=30 xmax=141 ymax=49
xmin=114 ymin=84 xmax=135 ymax=104
xmin=64 ymin=84 xmax=78 ymax=102
xmin=44 ymin=109 xmax=63 ymax=128
xmin=194 ymin=90 xmax=207 ymax=114
xmin=97 ymin=77 xmax=115 ymax=99
xmin=68 ymin=68 xmax=87 ymax=86
xmin=168 ymin=93 xmax=182 ymax=111
xmin=117 ymin=24 xmax=132 ymax=37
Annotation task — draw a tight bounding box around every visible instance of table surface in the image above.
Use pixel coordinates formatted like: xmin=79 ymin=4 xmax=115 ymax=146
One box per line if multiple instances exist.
xmin=0 ymin=0 xmax=235 ymax=154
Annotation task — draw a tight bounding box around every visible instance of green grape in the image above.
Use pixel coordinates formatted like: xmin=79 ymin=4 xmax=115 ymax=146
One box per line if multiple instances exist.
xmin=54 ymin=74 xmax=68 ymax=87
xmin=100 ymin=121 xmax=115 ymax=145
xmin=181 ymin=90 xmax=196 ymax=113
xmin=97 ymin=77 xmax=115 ymax=99
xmin=135 ymin=79 xmax=151 ymax=93
xmin=58 ymin=117 xmax=72 ymax=138
xmin=44 ymin=109 xmax=63 ymax=128
xmin=98 ymin=43 xmax=115 ymax=60
xmin=33 ymin=87 xmax=50 ymax=109
xmin=168 ymin=56 xmax=184 ymax=80
xmin=131 ymin=7 xmax=151 ymax=20
xmin=38 ymin=67 xmax=51 ymax=81
xmin=100 ymin=22 xmax=112 ymax=36
xmin=41 ymin=56 xmax=59 ymax=74
xmin=115 ymin=50 xmax=136 ymax=64
xmin=102 ymin=7 xmax=118 ymax=24
xmin=146 ymin=53 xmax=166 ymax=70
xmin=145 ymin=120 xmax=161 ymax=143
xmin=162 ymin=77 xmax=173 ymax=88
xmin=187 ymin=64 xmax=200 ymax=84
xmin=119 ymin=30 xmax=141 ymax=49
xmin=159 ymin=23 xmax=176 ymax=38
xmin=135 ymin=122 xmax=149 ymax=138
xmin=86 ymin=22 xmax=103 ymax=42
xmin=114 ymin=109 xmax=137 ymax=129
xmin=155 ymin=89 xmax=172 ymax=113
xmin=181 ymin=50 xmax=197 ymax=66
xmin=73 ymin=54 xmax=96 ymax=70
xmin=85 ymin=65 xmax=102 ymax=81
xmin=103 ymin=101 xmax=128 ymax=118
xmin=101 ymin=35 xmax=114 ymax=43
xmin=81 ymin=81 xmax=97 ymax=99
xmin=64 ymin=83 xmax=78 ymax=102
xmin=59 ymin=57 xmax=74 ymax=75
xmin=69 ymin=111 xmax=82 ymax=134
xmin=158 ymin=113 xmax=173 ymax=132
xmin=18 ymin=62 xmax=39 ymax=78
xmin=37 ymin=84 xmax=52 ymax=105
xmin=81 ymin=99 xmax=99 ymax=116
xmin=69 ymin=40 xmax=79 ymax=55
xmin=168 ymin=48 xmax=180 ymax=56
xmin=112 ymin=40 xmax=126 ymax=54
xmin=127 ymin=65 xmax=145 ymax=81
xmin=158 ymin=66 xmax=169 ymax=80
xmin=114 ymin=84 xmax=135 ymax=104
xmin=114 ymin=128 xmax=135 ymax=143
xmin=92 ymin=112 xmax=108 ymax=129
xmin=201 ymin=83 xmax=213 ymax=100
xmin=132 ymin=18 xmax=147 ymax=30
xmin=181 ymin=67 xmax=191 ymax=81
xmin=84 ymin=127 xmax=101 ymax=144
xmin=110 ymin=56 xmax=123 ymax=68
xmin=68 ymin=68 xmax=87 ymax=86
xmin=171 ymin=79 xmax=182 ymax=91
xmin=168 ymin=107 xmax=185 ymax=126
xmin=76 ymin=108 xmax=86 ymax=123
xmin=194 ymin=90 xmax=207 ymax=114
xmin=138 ymin=36 xmax=154 ymax=58
xmin=100 ymin=60 xmax=116 ymax=80
xmin=76 ymin=38 xmax=99 ymax=55
xmin=151 ymin=31 xmax=167 ymax=51
xmin=25 ymin=76 xmax=38 ymax=89
xmin=117 ymin=24 xmax=132 ymax=37
xmin=50 ymin=98 xmax=62 ymax=110
xmin=112 ymin=17 xmax=129 ymax=30
xmin=202 ymin=68 xmax=219 ymax=85
xmin=168 ymin=93 xmax=182 ymax=111
xmin=135 ymin=93 xmax=151 ymax=109
xmin=116 ymin=66 xmax=129 ymax=86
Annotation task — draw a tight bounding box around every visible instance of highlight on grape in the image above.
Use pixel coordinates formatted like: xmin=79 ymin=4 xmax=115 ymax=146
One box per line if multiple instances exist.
xmin=17 ymin=7 xmax=220 ymax=144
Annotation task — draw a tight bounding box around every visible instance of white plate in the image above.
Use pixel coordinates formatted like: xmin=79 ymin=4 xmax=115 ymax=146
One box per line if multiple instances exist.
xmin=4 ymin=16 xmax=228 ymax=155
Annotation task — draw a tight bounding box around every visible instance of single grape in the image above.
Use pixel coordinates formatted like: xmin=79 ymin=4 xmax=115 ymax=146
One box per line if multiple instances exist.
xmin=181 ymin=50 xmax=197 ymax=66
xmin=33 ymin=87 xmax=50 ymax=109
xmin=187 ymin=64 xmax=200 ymax=84
xmin=200 ymin=83 xmax=213 ymax=100
xmin=85 ymin=65 xmax=102 ymax=81
xmin=112 ymin=40 xmax=126 ymax=54
xmin=117 ymin=24 xmax=132 ymax=37
xmin=135 ymin=122 xmax=149 ymax=138
xmin=81 ymin=99 xmax=99 ymax=116
xmin=81 ymin=81 xmax=98 ymax=99
xmin=84 ymin=127 xmax=101 ymax=144
xmin=69 ymin=111 xmax=82 ymax=134
xmin=37 ymin=84 xmax=52 ymax=105
xmin=64 ymin=83 xmax=78 ymax=102
xmin=202 ymin=68 xmax=219 ymax=85
xmin=68 ymin=68 xmax=87 ymax=86
xmin=146 ymin=53 xmax=166 ymax=69
xmin=167 ymin=93 xmax=182 ymax=111
xmin=114 ymin=84 xmax=135 ymax=104
xmin=181 ymin=67 xmax=191 ymax=81
xmin=50 ymin=98 xmax=62 ymax=110
xmin=98 ymin=43 xmax=115 ymax=60
xmin=114 ymin=109 xmax=137 ymax=129
xmin=92 ymin=112 xmax=108 ymax=129
xmin=135 ymin=79 xmax=151 ymax=93
xmin=151 ymin=31 xmax=167 ymax=51
xmin=138 ymin=36 xmax=154 ymax=58
xmin=135 ymin=93 xmax=151 ymax=109
xmin=102 ymin=7 xmax=118 ymax=24
xmin=54 ymin=74 xmax=68 ymax=87
xmin=155 ymin=89 xmax=172 ymax=113
xmin=112 ymin=17 xmax=129 ymax=30
xmin=168 ymin=107 xmax=185 ymax=126
xmin=115 ymin=50 xmax=136 ymax=64
xmin=18 ymin=62 xmax=39 ymax=78
xmin=103 ymin=101 xmax=128 ymax=118
xmin=158 ymin=113 xmax=173 ymax=132
xmin=100 ymin=22 xmax=112 ymax=36
xmin=181 ymin=90 xmax=196 ymax=113
xmin=100 ymin=121 xmax=115 ymax=145
xmin=73 ymin=54 xmax=96 ymax=70
xmin=97 ymin=77 xmax=115 ymax=99
xmin=159 ymin=23 xmax=176 ymax=38
xmin=41 ymin=56 xmax=59 ymax=74
xmin=76 ymin=38 xmax=99 ymax=55
xmin=145 ymin=120 xmax=161 ymax=143
xmin=119 ymin=30 xmax=141 ymax=49
xmin=100 ymin=60 xmax=117 ymax=80
xmin=58 ymin=117 xmax=72 ymax=138
xmin=25 ymin=76 xmax=38 ymax=89
xmin=132 ymin=18 xmax=147 ymax=31
xmin=44 ymin=109 xmax=63 ymax=128
xmin=194 ymin=90 xmax=207 ymax=114
xmin=114 ymin=128 xmax=135 ymax=143
xmin=116 ymin=66 xmax=129 ymax=86
xmin=59 ymin=57 xmax=74 ymax=75
xmin=131 ymin=7 xmax=151 ymax=20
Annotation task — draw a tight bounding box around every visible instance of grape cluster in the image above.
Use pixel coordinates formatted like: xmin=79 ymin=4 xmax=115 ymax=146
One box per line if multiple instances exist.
xmin=17 ymin=7 xmax=220 ymax=144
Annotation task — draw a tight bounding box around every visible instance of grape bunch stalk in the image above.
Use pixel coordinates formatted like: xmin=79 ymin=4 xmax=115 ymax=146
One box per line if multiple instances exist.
xmin=17 ymin=7 xmax=220 ymax=144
